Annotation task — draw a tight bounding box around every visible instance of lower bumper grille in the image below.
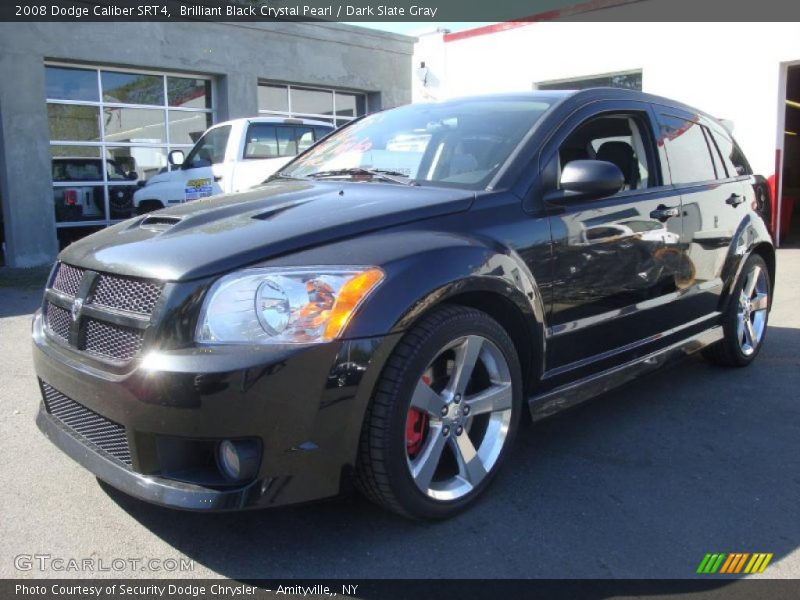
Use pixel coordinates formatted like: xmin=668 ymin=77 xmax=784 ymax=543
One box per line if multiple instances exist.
xmin=41 ymin=381 xmax=132 ymax=466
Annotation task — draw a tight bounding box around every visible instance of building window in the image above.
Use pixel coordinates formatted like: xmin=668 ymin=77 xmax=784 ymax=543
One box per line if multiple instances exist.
xmin=45 ymin=64 xmax=213 ymax=246
xmin=536 ymin=70 xmax=643 ymax=91
xmin=257 ymin=83 xmax=366 ymax=128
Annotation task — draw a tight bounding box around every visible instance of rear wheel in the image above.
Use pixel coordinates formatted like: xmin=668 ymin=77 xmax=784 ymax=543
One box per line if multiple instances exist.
xmin=704 ymin=254 xmax=771 ymax=367
xmin=355 ymin=305 xmax=522 ymax=519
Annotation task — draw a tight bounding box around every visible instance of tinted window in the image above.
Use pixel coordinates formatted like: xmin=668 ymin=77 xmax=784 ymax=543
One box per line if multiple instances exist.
xmin=559 ymin=113 xmax=653 ymax=190
xmin=660 ymin=116 xmax=716 ymax=184
xmin=708 ymin=125 xmax=750 ymax=176
xmin=101 ymin=71 xmax=164 ymax=105
xmin=184 ymin=125 xmax=231 ymax=168
xmin=45 ymin=66 xmax=98 ymax=102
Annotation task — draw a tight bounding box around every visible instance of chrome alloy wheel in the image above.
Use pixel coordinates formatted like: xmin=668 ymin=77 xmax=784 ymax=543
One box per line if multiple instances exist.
xmin=404 ymin=335 xmax=513 ymax=501
xmin=737 ymin=263 xmax=769 ymax=356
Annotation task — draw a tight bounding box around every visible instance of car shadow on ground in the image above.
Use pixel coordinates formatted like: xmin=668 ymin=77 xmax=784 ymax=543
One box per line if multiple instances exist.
xmin=101 ymin=324 xmax=800 ymax=579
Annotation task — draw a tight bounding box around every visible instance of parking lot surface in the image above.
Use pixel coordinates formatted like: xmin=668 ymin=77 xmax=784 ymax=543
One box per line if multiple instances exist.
xmin=1 ymin=250 xmax=798 ymax=579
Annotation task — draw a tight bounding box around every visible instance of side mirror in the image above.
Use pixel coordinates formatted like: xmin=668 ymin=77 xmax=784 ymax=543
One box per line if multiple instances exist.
xmin=548 ymin=159 xmax=625 ymax=202
xmin=168 ymin=150 xmax=185 ymax=167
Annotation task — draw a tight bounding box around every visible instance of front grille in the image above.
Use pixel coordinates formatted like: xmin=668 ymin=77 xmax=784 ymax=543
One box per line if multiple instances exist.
xmin=44 ymin=263 xmax=164 ymax=366
xmin=41 ymin=381 xmax=131 ymax=466
xmin=91 ymin=274 xmax=161 ymax=315
xmin=45 ymin=303 xmax=71 ymax=342
xmin=52 ymin=263 xmax=84 ymax=296
xmin=83 ymin=318 xmax=144 ymax=362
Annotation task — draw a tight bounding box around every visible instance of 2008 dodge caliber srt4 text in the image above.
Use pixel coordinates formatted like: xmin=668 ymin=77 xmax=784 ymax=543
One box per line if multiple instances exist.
xmin=33 ymin=89 xmax=774 ymax=519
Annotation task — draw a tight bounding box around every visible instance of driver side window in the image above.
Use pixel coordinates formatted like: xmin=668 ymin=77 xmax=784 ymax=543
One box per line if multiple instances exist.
xmin=559 ymin=113 xmax=653 ymax=192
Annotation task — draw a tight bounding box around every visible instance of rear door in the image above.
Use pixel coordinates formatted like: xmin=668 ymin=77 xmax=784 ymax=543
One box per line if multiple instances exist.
xmin=540 ymin=100 xmax=688 ymax=374
xmin=655 ymin=107 xmax=750 ymax=323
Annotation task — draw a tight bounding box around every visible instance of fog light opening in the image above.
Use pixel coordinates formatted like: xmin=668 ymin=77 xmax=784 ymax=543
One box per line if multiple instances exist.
xmin=217 ymin=439 xmax=260 ymax=482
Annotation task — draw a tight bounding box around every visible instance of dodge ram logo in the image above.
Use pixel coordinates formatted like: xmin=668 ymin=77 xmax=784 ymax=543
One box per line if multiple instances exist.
xmin=71 ymin=298 xmax=83 ymax=322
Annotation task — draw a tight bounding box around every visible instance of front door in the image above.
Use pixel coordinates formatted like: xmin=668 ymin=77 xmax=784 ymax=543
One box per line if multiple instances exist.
xmin=541 ymin=104 xmax=687 ymax=376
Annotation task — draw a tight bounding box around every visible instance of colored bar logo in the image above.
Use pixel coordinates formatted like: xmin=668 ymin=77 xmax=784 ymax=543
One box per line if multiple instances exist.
xmin=696 ymin=553 xmax=773 ymax=574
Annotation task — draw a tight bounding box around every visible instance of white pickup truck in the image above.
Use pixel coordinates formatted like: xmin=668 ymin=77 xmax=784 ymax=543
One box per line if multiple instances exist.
xmin=133 ymin=116 xmax=334 ymax=213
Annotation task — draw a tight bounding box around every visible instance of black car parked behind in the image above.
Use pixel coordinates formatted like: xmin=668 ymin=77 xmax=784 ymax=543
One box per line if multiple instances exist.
xmin=33 ymin=89 xmax=774 ymax=519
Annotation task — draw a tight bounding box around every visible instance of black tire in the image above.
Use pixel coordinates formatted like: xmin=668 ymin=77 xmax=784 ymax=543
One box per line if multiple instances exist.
xmin=354 ymin=304 xmax=523 ymax=519
xmin=703 ymin=254 xmax=771 ymax=367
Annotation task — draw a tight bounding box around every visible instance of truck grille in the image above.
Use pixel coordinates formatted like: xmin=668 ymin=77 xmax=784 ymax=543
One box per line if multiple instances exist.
xmin=41 ymin=381 xmax=132 ymax=466
xmin=43 ymin=262 xmax=163 ymax=366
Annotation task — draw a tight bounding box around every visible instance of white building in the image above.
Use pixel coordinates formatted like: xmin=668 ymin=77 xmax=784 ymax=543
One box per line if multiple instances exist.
xmin=413 ymin=21 xmax=800 ymax=246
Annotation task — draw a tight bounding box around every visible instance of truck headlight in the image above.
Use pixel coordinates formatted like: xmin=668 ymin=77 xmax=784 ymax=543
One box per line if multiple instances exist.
xmin=196 ymin=267 xmax=384 ymax=344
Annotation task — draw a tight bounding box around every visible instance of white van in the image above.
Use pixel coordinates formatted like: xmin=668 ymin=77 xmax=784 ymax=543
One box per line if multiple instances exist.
xmin=133 ymin=117 xmax=334 ymax=213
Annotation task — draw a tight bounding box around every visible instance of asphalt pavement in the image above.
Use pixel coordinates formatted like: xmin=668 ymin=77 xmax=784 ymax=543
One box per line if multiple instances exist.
xmin=1 ymin=251 xmax=798 ymax=580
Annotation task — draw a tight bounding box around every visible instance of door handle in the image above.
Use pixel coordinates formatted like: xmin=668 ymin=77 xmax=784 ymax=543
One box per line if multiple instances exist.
xmin=650 ymin=205 xmax=680 ymax=222
xmin=726 ymin=193 xmax=744 ymax=207
xmin=214 ymin=175 xmax=223 ymax=182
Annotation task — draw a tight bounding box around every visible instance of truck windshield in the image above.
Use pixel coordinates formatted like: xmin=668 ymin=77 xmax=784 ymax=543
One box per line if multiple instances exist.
xmin=183 ymin=125 xmax=232 ymax=169
xmin=280 ymin=98 xmax=553 ymax=190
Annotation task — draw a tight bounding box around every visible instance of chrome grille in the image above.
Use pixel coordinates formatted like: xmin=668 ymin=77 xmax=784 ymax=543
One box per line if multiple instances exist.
xmin=52 ymin=263 xmax=84 ymax=296
xmin=91 ymin=274 xmax=161 ymax=315
xmin=41 ymin=381 xmax=131 ymax=466
xmin=83 ymin=319 xmax=144 ymax=362
xmin=45 ymin=302 xmax=71 ymax=342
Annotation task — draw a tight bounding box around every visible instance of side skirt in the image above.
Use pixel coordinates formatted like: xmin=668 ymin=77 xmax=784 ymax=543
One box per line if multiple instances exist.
xmin=528 ymin=325 xmax=724 ymax=421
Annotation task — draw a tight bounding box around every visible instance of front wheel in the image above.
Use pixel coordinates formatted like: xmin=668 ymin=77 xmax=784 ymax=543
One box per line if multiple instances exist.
xmin=355 ymin=305 xmax=522 ymax=519
xmin=704 ymin=254 xmax=771 ymax=367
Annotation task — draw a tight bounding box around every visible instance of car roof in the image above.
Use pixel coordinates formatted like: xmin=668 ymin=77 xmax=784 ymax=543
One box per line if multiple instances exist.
xmin=440 ymin=88 xmax=713 ymax=119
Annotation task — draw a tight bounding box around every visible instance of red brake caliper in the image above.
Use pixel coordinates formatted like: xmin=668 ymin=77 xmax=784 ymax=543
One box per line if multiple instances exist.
xmin=406 ymin=375 xmax=431 ymax=458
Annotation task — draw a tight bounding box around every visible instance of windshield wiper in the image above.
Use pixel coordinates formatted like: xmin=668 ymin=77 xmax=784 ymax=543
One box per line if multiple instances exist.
xmin=304 ymin=167 xmax=417 ymax=186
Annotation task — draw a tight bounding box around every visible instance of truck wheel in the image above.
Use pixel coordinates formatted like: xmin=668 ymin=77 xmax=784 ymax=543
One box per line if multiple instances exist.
xmin=137 ymin=201 xmax=163 ymax=215
xmin=355 ymin=305 xmax=522 ymax=519
xmin=704 ymin=254 xmax=771 ymax=367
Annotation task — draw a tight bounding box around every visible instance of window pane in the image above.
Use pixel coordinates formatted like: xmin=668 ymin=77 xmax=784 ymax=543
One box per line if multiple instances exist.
xmin=102 ymin=71 xmax=164 ymax=105
xmin=57 ymin=226 xmax=104 ymax=249
xmin=335 ymin=93 xmax=366 ymax=118
xmin=244 ymin=124 xmax=278 ymax=159
xmin=106 ymin=146 xmax=167 ymax=184
xmin=48 ymin=104 xmax=100 ymax=141
xmin=50 ymin=145 xmax=101 ymax=160
xmin=103 ymin=107 xmax=165 ymax=143
xmin=45 ymin=66 xmax=98 ymax=102
xmin=258 ymin=85 xmax=289 ymax=112
xmin=660 ymin=116 xmax=716 ymax=184
xmin=167 ymin=77 xmax=211 ymax=109
xmin=703 ymin=128 xmax=727 ymax=178
xmin=276 ymin=127 xmax=297 ymax=156
xmin=184 ymin=125 xmax=231 ymax=167
xmin=291 ymin=88 xmax=333 ymax=116
xmin=314 ymin=126 xmax=334 ymax=140
xmin=169 ymin=110 xmax=212 ymax=145
xmin=297 ymin=127 xmax=315 ymax=153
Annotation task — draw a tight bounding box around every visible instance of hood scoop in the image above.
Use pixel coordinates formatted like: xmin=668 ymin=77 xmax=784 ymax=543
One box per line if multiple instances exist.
xmin=139 ymin=215 xmax=182 ymax=231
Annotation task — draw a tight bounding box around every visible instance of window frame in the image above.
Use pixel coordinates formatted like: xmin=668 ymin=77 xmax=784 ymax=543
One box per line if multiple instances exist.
xmin=256 ymin=82 xmax=367 ymax=129
xmin=46 ymin=61 xmax=215 ymax=231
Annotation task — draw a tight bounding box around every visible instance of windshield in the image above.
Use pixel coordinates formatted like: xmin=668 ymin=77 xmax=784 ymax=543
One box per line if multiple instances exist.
xmin=281 ymin=98 xmax=553 ymax=190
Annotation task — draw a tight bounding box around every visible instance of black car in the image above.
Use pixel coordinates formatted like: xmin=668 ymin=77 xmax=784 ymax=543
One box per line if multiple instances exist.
xmin=33 ymin=89 xmax=774 ymax=519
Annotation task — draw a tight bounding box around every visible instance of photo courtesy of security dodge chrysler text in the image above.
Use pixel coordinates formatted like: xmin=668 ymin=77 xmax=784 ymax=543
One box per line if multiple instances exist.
xmin=32 ymin=88 xmax=774 ymax=519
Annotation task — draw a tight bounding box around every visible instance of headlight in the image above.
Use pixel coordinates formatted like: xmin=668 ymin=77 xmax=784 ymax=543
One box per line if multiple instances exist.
xmin=196 ymin=267 xmax=384 ymax=344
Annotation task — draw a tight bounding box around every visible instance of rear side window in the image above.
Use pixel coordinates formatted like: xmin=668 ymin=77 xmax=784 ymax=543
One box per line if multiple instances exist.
xmin=707 ymin=125 xmax=752 ymax=176
xmin=659 ymin=115 xmax=717 ymax=184
xmin=245 ymin=124 xmax=324 ymax=159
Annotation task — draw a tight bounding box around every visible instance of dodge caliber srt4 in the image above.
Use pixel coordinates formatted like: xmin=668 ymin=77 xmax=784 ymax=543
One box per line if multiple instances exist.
xmin=33 ymin=89 xmax=774 ymax=519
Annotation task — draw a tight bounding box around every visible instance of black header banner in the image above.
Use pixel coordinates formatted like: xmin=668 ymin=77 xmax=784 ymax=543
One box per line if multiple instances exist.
xmin=3 ymin=0 xmax=800 ymax=22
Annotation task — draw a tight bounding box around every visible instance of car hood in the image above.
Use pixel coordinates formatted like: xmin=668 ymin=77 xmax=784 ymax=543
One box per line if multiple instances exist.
xmin=60 ymin=179 xmax=474 ymax=281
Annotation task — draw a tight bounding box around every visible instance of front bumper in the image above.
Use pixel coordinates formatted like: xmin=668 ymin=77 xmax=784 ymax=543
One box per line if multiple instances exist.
xmin=32 ymin=311 xmax=400 ymax=510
